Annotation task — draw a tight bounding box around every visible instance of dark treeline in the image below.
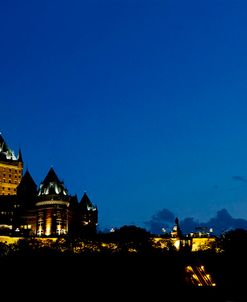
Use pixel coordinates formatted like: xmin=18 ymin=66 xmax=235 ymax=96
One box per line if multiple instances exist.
xmin=0 ymin=235 xmax=242 ymax=298
xmin=0 ymin=226 xmax=247 ymax=300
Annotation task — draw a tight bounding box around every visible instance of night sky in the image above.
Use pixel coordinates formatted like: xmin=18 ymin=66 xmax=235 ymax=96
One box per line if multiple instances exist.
xmin=1 ymin=0 xmax=247 ymax=231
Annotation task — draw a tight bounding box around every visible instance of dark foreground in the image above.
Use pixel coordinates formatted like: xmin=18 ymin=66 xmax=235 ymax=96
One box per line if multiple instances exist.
xmin=0 ymin=254 xmax=245 ymax=302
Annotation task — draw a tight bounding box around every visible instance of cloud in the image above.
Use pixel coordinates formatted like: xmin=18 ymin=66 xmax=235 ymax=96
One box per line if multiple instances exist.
xmin=180 ymin=217 xmax=199 ymax=235
xmin=151 ymin=208 xmax=175 ymax=223
xmin=232 ymin=176 xmax=247 ymax=182
xmin=206 ymin=209 xmax=247 ymax=235
xmin=145 ymin=208 xmax=247 ymax=235
xmin=182 ymin=209 xmax=247 ymax=235
xmin=144 ymin=208 xmax=175 ymax=234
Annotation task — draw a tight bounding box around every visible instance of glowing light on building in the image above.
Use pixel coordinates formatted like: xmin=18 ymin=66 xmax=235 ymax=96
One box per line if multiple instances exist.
xmin=174 ymin=239 xmax=180 ymax=250
xmin=45 ymin=218 xmax=52 ymax=236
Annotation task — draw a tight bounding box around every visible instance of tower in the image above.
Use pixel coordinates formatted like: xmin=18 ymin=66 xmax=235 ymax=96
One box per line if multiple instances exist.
xmin=36 ymin=167 xmax=70 ymax=236
xmin=78 ymin=192 xmax=98 ymax=235
xmin=0 ymin=134 xmax=23 ymax=195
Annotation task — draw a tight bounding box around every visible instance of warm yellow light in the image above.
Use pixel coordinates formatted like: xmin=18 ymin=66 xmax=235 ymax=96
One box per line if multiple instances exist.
xmin=45 ymin=221 xmax=51 ymax=236
xmin=57 ymin=225 xmax=61 ymax=235
xmin=174 ymin=239 xmax=180 ymax=250
xmin=185 ymin=266 xmax=193 ymax=272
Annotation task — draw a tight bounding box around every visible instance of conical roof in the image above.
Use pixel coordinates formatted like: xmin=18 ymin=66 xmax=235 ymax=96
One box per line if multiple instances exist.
xmin=79 ymin=193 xmax=97 ymax=211
xmin=42 ymin=167 xmax=61 ymax=185
xmin=38 ymin=167 xmax=68 ymax=197
xmin=18 ymin=169 xmax=37 ymax=192
xmin=17 ymin=169 xmax=37 ymax=205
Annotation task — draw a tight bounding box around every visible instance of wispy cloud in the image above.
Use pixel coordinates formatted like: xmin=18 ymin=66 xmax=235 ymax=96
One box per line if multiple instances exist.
xmin=232 ymin=176 xmax=247 ymax=182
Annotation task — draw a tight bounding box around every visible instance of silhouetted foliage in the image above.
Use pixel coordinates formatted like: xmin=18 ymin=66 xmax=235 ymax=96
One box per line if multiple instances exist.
xmin=113 ymin=225 xmax=150 ymax=239
xmin=1 ymin=227 xmax=247 ymax=300
xmin=218 ymin=228 xmax=247 ymax=255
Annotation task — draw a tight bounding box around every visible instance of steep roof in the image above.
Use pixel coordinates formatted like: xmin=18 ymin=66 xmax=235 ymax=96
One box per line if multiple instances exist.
xmin=79 ymin=193 xmax=97 ymax=211
xmin=38 ymin=167 xmax=68 ymax=197
xmin=18 ymin=169 xmax=37 ymax=193
xmin=42 ymin=167 xmax=60 ymax=185
xmin=18 ymin=148 xmax=23 ymax=162
xmin=0 ymin=133 xmax=18 ymax=162
xmin=16 ymin=170 xmax=37 ymax=206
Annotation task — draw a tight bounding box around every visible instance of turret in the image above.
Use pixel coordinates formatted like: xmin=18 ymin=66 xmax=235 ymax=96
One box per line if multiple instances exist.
xmin=36 ymin=167 xmax=70 ymax=236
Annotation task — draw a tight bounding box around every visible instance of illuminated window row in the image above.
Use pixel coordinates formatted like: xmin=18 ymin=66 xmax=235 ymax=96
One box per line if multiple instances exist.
xmin=0 ymin=168 xmax=20 ymax=173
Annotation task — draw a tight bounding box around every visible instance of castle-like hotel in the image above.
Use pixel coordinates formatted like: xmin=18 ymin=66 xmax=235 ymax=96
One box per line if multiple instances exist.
xmin=0 ymin=133 xmax=98 ymax=237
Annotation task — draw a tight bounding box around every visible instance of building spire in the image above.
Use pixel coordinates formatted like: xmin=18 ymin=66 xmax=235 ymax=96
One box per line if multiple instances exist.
xmin=18 ymin=148 xmax=23 ymax=162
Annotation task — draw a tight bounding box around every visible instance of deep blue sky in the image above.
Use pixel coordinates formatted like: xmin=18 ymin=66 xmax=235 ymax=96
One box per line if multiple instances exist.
xmin=1 ymin=0 xmax=247 ymax=230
